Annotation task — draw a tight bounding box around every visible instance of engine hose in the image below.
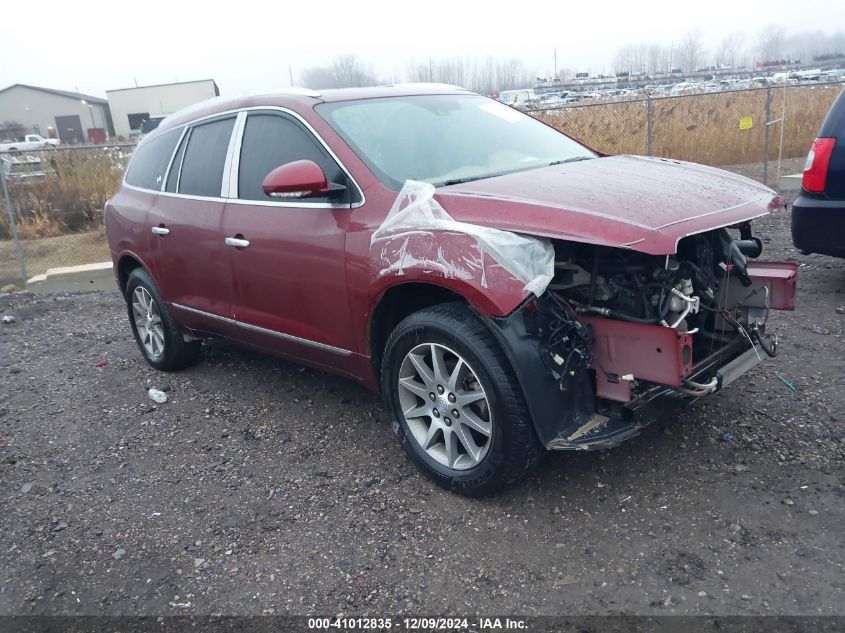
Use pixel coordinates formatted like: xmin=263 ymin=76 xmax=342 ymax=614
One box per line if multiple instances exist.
xmin=751 ymin=329 xmax=778 ymax=357
xmin=577 ymin=305 xmax=661 ymax=323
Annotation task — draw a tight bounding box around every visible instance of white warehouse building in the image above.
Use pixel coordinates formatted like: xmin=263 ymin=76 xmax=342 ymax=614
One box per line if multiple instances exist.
xmin=106 ymin=79 xmax=220 ymax=138
xmin=0 ymin=84 xmax=112 ymax=143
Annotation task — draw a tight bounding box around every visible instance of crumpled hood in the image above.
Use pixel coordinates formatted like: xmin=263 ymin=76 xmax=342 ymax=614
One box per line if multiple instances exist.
xmin=435 ymin=155 xmax=784 ymax=255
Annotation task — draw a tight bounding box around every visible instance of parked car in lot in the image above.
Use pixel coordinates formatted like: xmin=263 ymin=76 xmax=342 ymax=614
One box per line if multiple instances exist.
xmin=792 ymin=86 xmax=845 ymax=258
xmin=0 ymin=134 xmax=60 ymax=152
xmin=106 ymin=85 xmax=797 ymax=496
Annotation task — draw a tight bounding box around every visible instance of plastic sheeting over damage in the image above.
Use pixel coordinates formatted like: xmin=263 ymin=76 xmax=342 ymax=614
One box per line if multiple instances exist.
xmin=370 ymin=180 xmax=554 ymax=296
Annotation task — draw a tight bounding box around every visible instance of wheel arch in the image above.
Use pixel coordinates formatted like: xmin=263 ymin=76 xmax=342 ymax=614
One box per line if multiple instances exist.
xmin=367 ymin=273 xmax=531 ymax=376
xmin=368 ymin=281 xmax=467 ymax=377
xmin=116 ymin=253 xmax=145 ymax=294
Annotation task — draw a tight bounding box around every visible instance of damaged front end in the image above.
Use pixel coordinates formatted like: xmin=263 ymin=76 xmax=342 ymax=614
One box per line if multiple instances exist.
xmin=487 ymin=225 xmax=797 ymax=451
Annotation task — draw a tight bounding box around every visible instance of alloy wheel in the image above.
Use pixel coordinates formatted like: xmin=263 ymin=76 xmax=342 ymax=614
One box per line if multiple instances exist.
xmin=397 ymin=342 xmax=493 ymax=470
xmin=131 ymin=286 xmax=165 ymax=358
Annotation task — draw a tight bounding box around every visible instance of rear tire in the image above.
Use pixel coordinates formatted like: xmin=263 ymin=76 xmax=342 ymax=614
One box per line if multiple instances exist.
xmin=125 ymin=268 xmax=201 ymax=371
xmin=381 ymin=303 xmax=543 ymax=496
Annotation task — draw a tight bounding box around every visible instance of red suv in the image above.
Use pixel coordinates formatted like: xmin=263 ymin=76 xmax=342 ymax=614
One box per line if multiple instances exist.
xmin=106 ymin=85 xmax=797 ymax=496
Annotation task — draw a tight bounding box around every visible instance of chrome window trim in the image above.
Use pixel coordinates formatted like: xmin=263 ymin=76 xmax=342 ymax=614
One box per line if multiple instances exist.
xmin=123 ymin=182 xmax=226 ymax=202
xmin=174 ymin=127 xmax=192 ymax=193
xmin=237 ymin=320 xmax=353 ymax=356
xmin=225 ymin=112 xmax=248 ymax=198
xmin=221 ymin=112 xmax=247 ymax=198
xmin=170 ymin=303 xmax=352 ymax=357
xmin=121 ymin=105 xmax=365 ymax=209
xmin=225 ymin=197 xmax=350 ymax=209
xmin=160 ymin=126 xmax=189 ymax=192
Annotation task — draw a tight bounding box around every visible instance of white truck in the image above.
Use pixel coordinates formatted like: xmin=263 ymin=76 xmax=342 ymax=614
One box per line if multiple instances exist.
xmin=0 ymin=134 xmax=61 ymax=152
xmin=498 ymin=89 xmax=537 ymax=107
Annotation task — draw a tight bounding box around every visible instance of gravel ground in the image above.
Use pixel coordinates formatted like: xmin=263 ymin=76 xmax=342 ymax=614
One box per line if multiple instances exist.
xmin=0 ymin=206 xmax=843 ymax=617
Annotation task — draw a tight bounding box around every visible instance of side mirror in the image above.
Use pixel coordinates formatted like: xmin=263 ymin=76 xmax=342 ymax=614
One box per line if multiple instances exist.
xmin=261 ymin=160 xmax=346 ymax=200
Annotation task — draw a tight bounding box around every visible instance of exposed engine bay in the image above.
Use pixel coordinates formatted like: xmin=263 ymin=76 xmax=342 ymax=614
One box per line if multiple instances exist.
xmin=504 ymin=222 xmax=798 ymax=450
xmin=550 ymin=224 xmax=769 ymax=338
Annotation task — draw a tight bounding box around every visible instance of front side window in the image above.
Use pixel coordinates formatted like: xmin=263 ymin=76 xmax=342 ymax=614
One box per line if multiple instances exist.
xmin=124 ymin=129 xmax=180 ymax=190
xmin=237 ymin=113 xmax=348 ymax=202
xmin=317 ymin=94 xmax=595 ymax=190
xmin=178 ymin=117 xmax=235 ymax=197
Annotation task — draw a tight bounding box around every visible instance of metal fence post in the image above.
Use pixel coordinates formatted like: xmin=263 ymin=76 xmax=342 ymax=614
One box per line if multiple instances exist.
xmin=763 ymin=86 xmax=772 ymax=187
xmin=646 ymin=95 xmax=653 ymax=156
xmin=1 ymin=165 xmax=28 ymax=283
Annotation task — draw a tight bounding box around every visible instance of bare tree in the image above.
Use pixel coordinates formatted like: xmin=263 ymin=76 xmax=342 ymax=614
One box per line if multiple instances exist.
xmin=332 ymin=54 xmax=379 ymax=88
xmin=0 ymin=120 xmax=26 ymax=139
xmin=407 ymin=56 xmax=533 ymax=93
xmin=301 ymin=55 xmax=379 ymax=89
xmin=757 ymin=25 xmax=786 ymax=62
xmin=300 ymin=66 xmax=337 ymax=90
xmin=646 ymin=45 xmax=668 ymax=75
xmin=678 ymin=28 xmax=706 ymax=72
xmin=716 ymin=33 xmax=745 ymax=68
xmin=613 ymin=44 xmax=635 ymax=76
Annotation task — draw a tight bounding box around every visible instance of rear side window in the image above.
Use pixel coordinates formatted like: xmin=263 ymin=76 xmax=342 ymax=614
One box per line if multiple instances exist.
xmin=237 ymin=113 xmax=348 ymax=202
xmin=124 ymin=129 xmax=180 ymax=190
xmin=178 ymin=117 xmax=235 ymax=197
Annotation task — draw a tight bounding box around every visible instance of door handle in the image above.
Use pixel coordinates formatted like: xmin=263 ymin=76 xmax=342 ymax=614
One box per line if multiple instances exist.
xmin=224 ymin=236 xmax=250 ymax=248
xmin=151 ymin=226 xmax=169 ymax=236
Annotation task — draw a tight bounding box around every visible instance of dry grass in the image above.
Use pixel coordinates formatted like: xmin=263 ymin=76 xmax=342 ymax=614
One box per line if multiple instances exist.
xmin=0 ymin=227 xmax=110 ymax=285
xmin=0 ymin=147 xmax=127 ymax=283
xmin=534 ymin=83 xmax=843 ymax=165
xmin=1 ymin=147 xmax=128 ymax=240
xmin=2 ymin=88 xmax=842 ymax=284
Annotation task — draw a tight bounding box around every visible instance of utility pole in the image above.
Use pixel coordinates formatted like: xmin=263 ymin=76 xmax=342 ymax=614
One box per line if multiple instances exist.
xmin=289 ymin=65 xmax=294 ymax=87
xmin=554 ymin=48 xmax=557 ymax=82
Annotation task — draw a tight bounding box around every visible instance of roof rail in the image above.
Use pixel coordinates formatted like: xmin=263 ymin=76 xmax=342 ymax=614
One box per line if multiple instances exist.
xmin=274 ymin=87 xmax=322 ymax=97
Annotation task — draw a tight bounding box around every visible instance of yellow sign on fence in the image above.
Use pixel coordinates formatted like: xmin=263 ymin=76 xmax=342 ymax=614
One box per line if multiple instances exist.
xmin=739 ymin=116 xmax=754 ymax=130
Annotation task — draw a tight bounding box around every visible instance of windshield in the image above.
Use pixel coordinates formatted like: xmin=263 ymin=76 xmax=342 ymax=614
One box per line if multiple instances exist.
xmin=316 ymin=94 xmax=595 ymax=189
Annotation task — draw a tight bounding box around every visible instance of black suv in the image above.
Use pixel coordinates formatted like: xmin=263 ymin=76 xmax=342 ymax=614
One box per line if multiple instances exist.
xmin=792 ymin=86 xmax=845 ymax=258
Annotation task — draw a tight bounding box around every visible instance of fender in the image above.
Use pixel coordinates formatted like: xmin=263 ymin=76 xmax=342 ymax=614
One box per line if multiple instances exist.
xmin=368 ymin=229 xmax=533 ymax=318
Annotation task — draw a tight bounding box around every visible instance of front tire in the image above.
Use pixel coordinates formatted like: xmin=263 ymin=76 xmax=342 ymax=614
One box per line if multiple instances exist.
xmin=125 ymin=268 xmax=201 ymax=371
xmin=381 ymin=303 xmax=542 ymax=496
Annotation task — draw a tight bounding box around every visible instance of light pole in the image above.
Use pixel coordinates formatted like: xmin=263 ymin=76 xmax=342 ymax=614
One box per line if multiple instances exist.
xmin=81 ymin=99 xmax=96 ymax=128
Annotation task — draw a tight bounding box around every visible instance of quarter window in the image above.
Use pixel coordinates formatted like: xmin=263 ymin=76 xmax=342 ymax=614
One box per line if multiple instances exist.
xmin=124 ymin=129 xmax=180 ymax=190
xmin=178 ymin=117 xmax=236 ymax=197
xmin=237 ymin=113 xmax=348 ymax=202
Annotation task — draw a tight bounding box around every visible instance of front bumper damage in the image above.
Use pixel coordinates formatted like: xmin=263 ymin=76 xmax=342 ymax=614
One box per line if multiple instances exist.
xmin=485 ymin=260 xmax=798 ymax=451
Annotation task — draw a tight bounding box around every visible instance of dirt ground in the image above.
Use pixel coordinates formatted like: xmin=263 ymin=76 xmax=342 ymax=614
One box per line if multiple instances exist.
xmin=0 ymin=205 xmax=843 ymax=618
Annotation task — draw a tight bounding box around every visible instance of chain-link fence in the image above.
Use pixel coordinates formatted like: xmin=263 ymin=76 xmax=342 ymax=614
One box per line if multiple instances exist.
xmin=532 ymin=81 xmax=844 ymax=184
xmin=1 ymin=82 xmax=843 ymax=287
xmin=0 ymin=144 xmax=133 ymax=287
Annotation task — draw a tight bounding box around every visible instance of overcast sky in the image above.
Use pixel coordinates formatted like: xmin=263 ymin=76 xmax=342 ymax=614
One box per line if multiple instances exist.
xmin=2 ymin=0 xmax=843 ymax=97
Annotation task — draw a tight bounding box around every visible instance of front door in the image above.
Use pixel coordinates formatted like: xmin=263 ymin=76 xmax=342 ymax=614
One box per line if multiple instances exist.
xmin=148 ymin=116 xmax=237 ymax=336
xmin=221 ymin=111 xmax=359 ymax=372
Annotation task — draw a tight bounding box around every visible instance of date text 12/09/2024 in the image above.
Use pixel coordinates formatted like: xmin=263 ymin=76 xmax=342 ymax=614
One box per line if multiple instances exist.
xmin=307 ymin=617 xmax=528 ymax=630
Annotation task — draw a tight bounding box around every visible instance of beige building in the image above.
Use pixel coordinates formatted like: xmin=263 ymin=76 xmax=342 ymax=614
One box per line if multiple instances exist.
xmin=0 ymin=84 xmax=112 ymax=143
xmin=106 ymin=79 xmax=220 ymax=138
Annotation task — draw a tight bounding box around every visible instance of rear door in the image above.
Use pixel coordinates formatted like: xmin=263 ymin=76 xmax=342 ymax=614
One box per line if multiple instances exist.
xmin=220 ymin=110 xmax=360 ymax=372
xmin=147 ymin=115 xmax=238 ymax=335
